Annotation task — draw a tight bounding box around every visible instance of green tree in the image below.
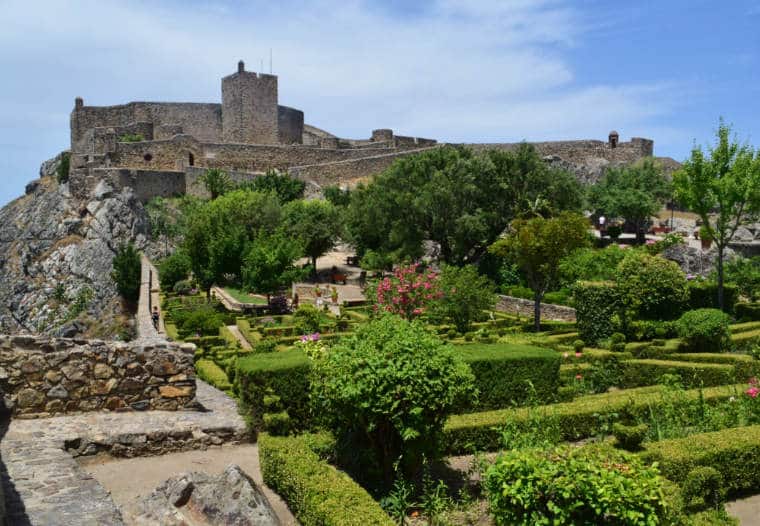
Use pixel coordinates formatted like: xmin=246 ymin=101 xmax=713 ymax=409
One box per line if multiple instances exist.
xmin=323 ymin=185 xmax=351 ymax=207
xmin=145 ymin=197 xmax=181 ymax=257
xmin=241 ymin=233 xmax=308 ymax=300
xmin=589 ymin=158 xmax=672 ymax=243
xmin=198 ymin=168 xmax=233 ymax=199
xmin=283 ymin=199 xmax=342 ymax=274
xmin=237 ymin=169 xmax=306 ymax=203
xmin=157 ymin=251 xmax=191 ymax=291
xmin=111 ymin=242 xmax=141 ymax=304
xmin=183 ymin=190 xmax=282 ymax=298
xmin=615 ymin=252 xmax=689 ymax=321
xmin=490 ymin=212 xmax=590 ymax=331
xmin=434 ymin=264 xmax=497 ymax=332
xmin=310 ymin=314 xmax=475 ymax=485
xmin=345 ymin=144 xmax=583 ymax=265
xmin=721 ymin=256 xmax=760 ymax=301
xmin=674 ymin=120 xmax=760 ymax=309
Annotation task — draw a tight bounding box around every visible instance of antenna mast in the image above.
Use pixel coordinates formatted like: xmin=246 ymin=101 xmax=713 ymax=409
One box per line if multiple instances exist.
xmin=269 ymin=48 xmax=273 ymax=74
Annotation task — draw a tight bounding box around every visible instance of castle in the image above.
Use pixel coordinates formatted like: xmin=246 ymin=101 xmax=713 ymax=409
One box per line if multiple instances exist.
xmin=67 ymin=61 xmax=659 ymax=201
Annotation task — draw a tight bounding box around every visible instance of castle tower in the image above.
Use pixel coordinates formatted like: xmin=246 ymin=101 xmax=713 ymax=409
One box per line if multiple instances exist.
xmin=221 ymin=60 xmax=279 ymax=144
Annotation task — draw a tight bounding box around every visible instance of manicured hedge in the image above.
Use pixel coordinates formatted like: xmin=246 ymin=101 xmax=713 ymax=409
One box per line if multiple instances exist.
xmin=687 ymin=281 xmax=738 ymax=313
xmin=731 ymin=328 xmax=760 ymax=351
xmin=195 ymin=359 xmax=232 ymax=392
xmin=456 ymin=344 xmax=560 ymax=409
xmin=641 ymin=424 xmax=760 ymax=497
xmin=219 ymin=325 xmax=238 ymax=347
xmin=730 ymin=321 xmax=760 ymax=334
xmin=620 ymin=359 xmax=735 ymax=388
xmin=236 ymin=348 xmax=311 ymax=429
xmin=165 ymin=322 xmax=179 ymax=340
xmin=735 ymin=302 xmax=760 ymax=321
xmin=259 ymin=433 xmax=393 ymax=526
xmin=573 ymin=281 xmax=621 ymax=345
xmin=443 ymin=384 xmax=742 ymax=454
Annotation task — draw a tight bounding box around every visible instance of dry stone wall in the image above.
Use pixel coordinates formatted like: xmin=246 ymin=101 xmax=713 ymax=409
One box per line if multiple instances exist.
xmin=495 ymin=295 xmax=577 ymax=322
xmin=0 ymin=335 xmax=197 ymax=417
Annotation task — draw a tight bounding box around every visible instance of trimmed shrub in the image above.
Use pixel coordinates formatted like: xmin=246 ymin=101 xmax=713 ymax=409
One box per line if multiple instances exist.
xmin=573 ymin=281 xmax=621 ymax=345
xmin=457 ymin=344 xmax=560 ymax=410
xmin=687 ymin=280 xmax=738 ymax=313
xmin=178 ymin=306 xmax=224 ymax=336
xmin=621 ymin=359 xmax=735 ymax=388
xmin=612 ymin=422 xmax=648 ymax=451
xmin=172 ymin=279 xmax=193 ymax=295
xmin=195 ymin=359 xmax=232 ymax=392
xmin=259 ymin=433 xmax=393 ymax=526
xmin=732 ymin=328 xmax=760 ymax=351
xmin=641 ymin=424 xmax=760 ymax=498
xmin=682 ymin=466 xmax=725 ymax=510
xmin=253 ymin=337 xmax=277 ymax=354
xmin=572 ymin=339 xmax=585 ymax=353
xmin=735 ymin=302 xmax=760 ymax=321
xmin=443 ymin=383 xmax=742 ymax=454
xmin=293 ymin=304 xmax=322 ymax=334
xmin=484 ymin=445 xmax=667 ymax=525
xmin=237 ymin=348 xmax=312 ymax=429
xmin=626 ymin=320 xmax=678 ymax=342
xmin=676 ymin=308 xmax=732 ymax=353
xmin=311 ymin=315 xmax=475 ymax=482
xmin=263 ymin=411 xmax=292 ymax=436
xmin=616 ymin=252 xmax=689 ymax=320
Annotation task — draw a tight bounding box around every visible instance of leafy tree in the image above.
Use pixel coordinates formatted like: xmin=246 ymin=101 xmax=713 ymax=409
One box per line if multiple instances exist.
xmin=323 ymin=185 xmax=351 ymax=207
xmin=615 ymin=251 xmax=689 ymax=321
xmin=183 ymin=190 xmax=282 ymax=298
xmin=241 ymin=233 xmax=308 ymax=300
xmin=145 ymin=197 xmax=181 ymax=257
xmin=490 ymin=212 xmax=590 ymax=331
xmin=721 ymin=256 xmax=760 ymax=301
xmin=238 ymin=169 xmax=306 ymax=203
xmin=198 ymin=168 xmax=233 ymax=199
xmin=157 ymin=251 xmax=191 ymax=291
xmin=345 ymin=144 xmax=583 ymax=265
xmin=111 ymin=242 xmax=141 ymax=304
xmin=283 ymin=199 xmax=342 ymax=274
xmin=558 ymin=245 xmax=628 ymax=286
xmin=589 ymin=158 xmax=671 ymax=243
xmin=310 ymin=315 xmax=475 ymax=485
xmin=434 ymin=264 xmax=497 ymax=332
xmin=56 ymin=152 xmax=70 ymax=184
xmin=674 ymin=120 xmax=760 ymax=309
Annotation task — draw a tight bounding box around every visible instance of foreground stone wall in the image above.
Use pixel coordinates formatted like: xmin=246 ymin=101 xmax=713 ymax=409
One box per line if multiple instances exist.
xmin=0 ymin=335 xmax=197 ymax=417
xmin=495 ymin=295 xmax=577 ymax=322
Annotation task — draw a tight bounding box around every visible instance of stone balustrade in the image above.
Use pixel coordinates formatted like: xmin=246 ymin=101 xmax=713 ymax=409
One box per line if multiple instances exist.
xmin=0 ymin=335 xmax=196 ymax=417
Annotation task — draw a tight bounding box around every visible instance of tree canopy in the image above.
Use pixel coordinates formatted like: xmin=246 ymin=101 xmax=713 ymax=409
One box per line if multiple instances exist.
xmin=588 ymin=158 xmax=671 ymax=243
xmin=283 ymin=199 xmax=342 ymax=272
xmin=345 ymin=144 xmax=583 ymax=266
xmin=237 ymin=169 xmax=306 ymax=203
xmin=673 ymin=120 xmax=760 ymax=308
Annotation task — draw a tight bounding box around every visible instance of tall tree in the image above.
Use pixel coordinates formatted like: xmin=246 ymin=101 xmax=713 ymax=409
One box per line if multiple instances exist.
xmin=588 ymin=158 xmax=672 ymax=243
xmin=111 ymin=242 xmax=142 ymax=305
xmin=237 ymin=169 xmax=306 ymax=203
xmin=673 ymin=121 xmax=760 ymax=309
xmin=283 ymin=199 xmax=342 ymax=274
xmin=241 ymin=232 xmax=307 ymax=300
xmin=345 ymin=144 xmax=584 ymax=266
xmin=490 ymin=212 xmax=590 ymax=331
xmin=183 ymin=190 xmax=282 ymax=298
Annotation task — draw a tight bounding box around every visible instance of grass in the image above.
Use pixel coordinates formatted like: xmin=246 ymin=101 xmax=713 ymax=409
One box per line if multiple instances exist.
xmin=224 ymin=287 xmax=268 ymax=305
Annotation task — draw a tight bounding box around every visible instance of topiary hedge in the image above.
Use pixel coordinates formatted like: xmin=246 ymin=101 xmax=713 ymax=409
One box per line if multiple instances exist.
xmin=676 ymin=309 xmax=732 ymax=353
xmin=641 ymin=424 xmax=760 ymax=498
xmin=573 ymin=281 xmax=621 ymax=345
xmin=195 ymin=359 xmax=232 ymax=392
xmin=443 ymin=384 xmax=742 ymax=454
xmin=620 ymin=359 xmax=735 ymax=389
xmin=687 ymin=281 xmax=738 ymax=313
xmin=735 ymin=302 xmax=760 ymax=321
xmin=259 ymin=432 xmax=393 ymax=526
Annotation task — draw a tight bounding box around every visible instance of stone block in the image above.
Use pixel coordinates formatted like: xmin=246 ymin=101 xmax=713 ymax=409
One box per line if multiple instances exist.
xmin=46 ymin=385 xmax=69 ymax=399
xmin=159 ymin=385 xmax=194 ymax=398
xmin=93 ymin=363 xmax=114 ymax=379
xmin=17 ymin=388 xmax=45 ymax=408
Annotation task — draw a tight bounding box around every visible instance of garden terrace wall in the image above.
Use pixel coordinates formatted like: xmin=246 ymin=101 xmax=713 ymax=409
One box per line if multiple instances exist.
xmin=495 ymin=294 xmax=576 ymax=322
xmin=0 ymin=335 xmax=196 ymax=416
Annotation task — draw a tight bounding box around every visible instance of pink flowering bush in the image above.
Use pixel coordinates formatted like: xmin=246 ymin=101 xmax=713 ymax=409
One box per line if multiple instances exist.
xmin=370 ymin=263 xmax=442 ymax=320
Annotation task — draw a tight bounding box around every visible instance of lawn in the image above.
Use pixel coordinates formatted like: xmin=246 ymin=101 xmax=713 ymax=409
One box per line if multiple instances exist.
xmin=224 ymin=287 xmax=268 ymax=305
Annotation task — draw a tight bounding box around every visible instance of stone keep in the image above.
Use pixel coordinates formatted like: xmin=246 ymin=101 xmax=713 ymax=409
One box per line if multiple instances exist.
xmin=222 ymin=61 xmax=279 ymax=144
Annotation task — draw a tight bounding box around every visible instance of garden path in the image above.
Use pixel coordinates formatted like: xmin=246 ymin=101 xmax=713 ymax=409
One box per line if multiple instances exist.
xmin=727 ymin=494 xmax=760 ymax=525
xmin=227 ymin=324 xmax=252 ymax=351
xmin=136 ymin=255 xmax=165 ymax=343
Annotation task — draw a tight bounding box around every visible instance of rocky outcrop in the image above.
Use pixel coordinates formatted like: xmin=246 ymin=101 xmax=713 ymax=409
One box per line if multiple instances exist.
xmin=0 ymin=153 xmax=159 ymax=337
xmin=136 ymin=465 xmax=280 ymax=526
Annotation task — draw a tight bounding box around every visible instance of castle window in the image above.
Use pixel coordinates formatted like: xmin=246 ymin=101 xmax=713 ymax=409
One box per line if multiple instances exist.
xmin=188 ymin=153 xmax=195 ymax=166
xmin=144 ymin=153 xmax=153 ymax=162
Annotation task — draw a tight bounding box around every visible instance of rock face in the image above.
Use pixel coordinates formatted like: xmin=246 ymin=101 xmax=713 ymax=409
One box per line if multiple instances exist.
xmin=0 ymin=152 xmax=157 ymax=337
xmin=136 ymin=465 xmax=280 ymax=526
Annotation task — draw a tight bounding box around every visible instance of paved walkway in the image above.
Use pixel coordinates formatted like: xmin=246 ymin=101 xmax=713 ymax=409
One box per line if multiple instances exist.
xmin=227 ymin=324 xmax=252 ymax=351
xmin=0 ymin=381 xmax=248 ymax=525
xmin=136 ymin=255 xmax=164 ymax=343
xmin=727 ymin=494 xmax=760 ymax=525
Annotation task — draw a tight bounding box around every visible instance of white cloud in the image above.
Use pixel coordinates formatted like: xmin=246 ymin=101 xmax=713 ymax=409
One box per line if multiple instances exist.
xmin=0 ymin=0 xmax=681 ymax=204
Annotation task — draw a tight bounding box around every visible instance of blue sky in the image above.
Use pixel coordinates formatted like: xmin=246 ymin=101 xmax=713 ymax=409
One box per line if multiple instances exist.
xmin=1 ymin=0 xmax=758 ymax=206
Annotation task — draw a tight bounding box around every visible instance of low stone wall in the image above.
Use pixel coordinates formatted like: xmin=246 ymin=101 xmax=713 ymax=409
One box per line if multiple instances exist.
xmin=495 ymin=295 xmax=576 ymax=322
xmin=0 ymin=335 xmax=197 ymax=417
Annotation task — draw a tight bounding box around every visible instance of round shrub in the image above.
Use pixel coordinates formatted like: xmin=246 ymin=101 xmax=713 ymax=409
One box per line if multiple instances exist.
xmin=447 ymin=328 xmax=457 ymax=340
xmin=676 ymin=308 xmax=732 ymax=352
xmin=484 ymin=445 xmax=667 ymax=525
xmin=293 ymin=304 xmax=322 ymax=334
xmin=310 ymin=314 xmax=475 ymax=484
xmin=610 ymin=332 xmax=626 ymax=345
xmin=172 ymin=279 xmax=193 ymax=296
xmin=464 ymin=332 xmax=474 ymax=342
xmin=572 ymin=339 xmax=585 ymax=353
xmin=158 ymin=251 xmax=191 ymax=291
xmin=179 ymin=306 xmax=223 ymax=335
xmin=612 ymin=422 xmax=648 ymax=451
xmin=616 ymin=253 xmax=689 ymax=320
xmin=253 ymin=338 xmax=277 ymax=354
xmin=682 ymin=466 xmax=725 ymax=510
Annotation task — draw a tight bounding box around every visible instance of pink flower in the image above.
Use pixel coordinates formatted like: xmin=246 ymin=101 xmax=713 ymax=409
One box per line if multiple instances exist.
xmin=575 ymin=374 xmax=583 ymax=380
xmin=747 ymin=387 xmax=759 ymax=398
xmin=646 ymin=239 xmax=656 ymax=245
xmin=575 ymin=352 xmax=582 ymax=358
xmin=311 ymin=332 xmax=320 ymax=341
xmin=412 ymin=308 xmax=423 ymax=315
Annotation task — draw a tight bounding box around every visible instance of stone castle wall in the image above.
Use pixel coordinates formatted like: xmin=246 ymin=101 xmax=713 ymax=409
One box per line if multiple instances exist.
xmin=278 ymin=105 xmax=304 ymax=145
xmin=0 ymin=335 xmax=196 ymax=417
xmin=468 ymin=138 xmax=654 ymax=165
xmin=495 ymin=295 xmax=577 ymax=322
xmin=221 ymin=69 xmax=279 ymax=144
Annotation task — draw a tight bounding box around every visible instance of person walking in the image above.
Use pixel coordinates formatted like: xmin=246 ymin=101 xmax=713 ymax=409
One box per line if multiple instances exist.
xmin=151 ymin=306 xmax=160 ymax=330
